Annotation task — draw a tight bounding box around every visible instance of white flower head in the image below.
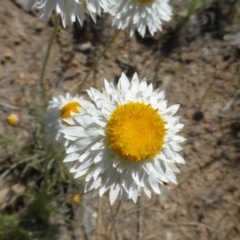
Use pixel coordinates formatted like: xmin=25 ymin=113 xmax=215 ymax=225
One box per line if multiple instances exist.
xmin=44 ymin=93 xmax=83 ymax=148
xmin=27 ymin=0 xmax=110 ymax=27
xmin=110 ymin=0 xmax=172 ymax=37
xmin=62 ymin=73 xmax=185 ymax=204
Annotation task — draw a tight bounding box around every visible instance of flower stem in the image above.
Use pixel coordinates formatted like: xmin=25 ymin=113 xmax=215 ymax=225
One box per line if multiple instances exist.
xmin=71 ymin=29 xmax=121 ymax=94
xmin=40 ymin=15 xmax=60 ymax=104
xmin=137 ymin=194 xmax=142 ymax=240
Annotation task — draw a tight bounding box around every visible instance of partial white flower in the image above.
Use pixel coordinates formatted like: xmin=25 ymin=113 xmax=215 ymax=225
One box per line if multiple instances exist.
xmin=27 ymin=0 xmax=110 ymax=27
xmin=44 ymin=93 xmax=83 ymax=148
xmin=110 ymin=0 xmax=172 ymax=37
xmin=62 ymin=73 xmax=185 ymax=204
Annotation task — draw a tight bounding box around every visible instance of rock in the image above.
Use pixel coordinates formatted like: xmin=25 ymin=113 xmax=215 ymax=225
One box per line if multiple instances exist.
xmin=180 ymin=51 xmax=198 ymax=62
xmin=0 ymin=188 xmax=12 ymax=209
xmin=193 ymin=111 xmax=204 ymax=121
xmin=58 ymin=30 xmax=71 ymax=47
xmin=192 ymin=141 xmax=201 ymax=152
xmin=34 ymin=21 xmax=44 ymax=32
xmin=59 ymin=38 xmax=70 ymax=47
xmin=61 ymin=52 xmax=73 ymax=63
xmin=180 ymin=209 xmax=187 ymax=216
xmin=162 ymin=75 xmax=172 ymax=90
xmin=11 ymin=183 xmax=26 ymax=194
xmin=162 ymin=202 xmax=170 ymax=210
xmin=73 ymin=42 xmax=94 ymax=53
xmin=2 ymin=46 xmax=13 ymax=60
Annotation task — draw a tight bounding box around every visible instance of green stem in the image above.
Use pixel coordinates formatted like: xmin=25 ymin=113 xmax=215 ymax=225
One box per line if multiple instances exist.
xmin=40 ymin=15 xmax=60 ymax=104
xmin=71 ymin=29 xmax=121 ymax=94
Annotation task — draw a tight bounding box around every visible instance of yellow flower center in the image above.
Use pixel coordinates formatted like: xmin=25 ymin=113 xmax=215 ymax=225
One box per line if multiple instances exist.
xmin=61 ymin=102 xmax=81 ymax=124
xmin=106 ymin=102 xmax=167 ymax=162
xmin=138 ymin=0 xmax=154 ymax=4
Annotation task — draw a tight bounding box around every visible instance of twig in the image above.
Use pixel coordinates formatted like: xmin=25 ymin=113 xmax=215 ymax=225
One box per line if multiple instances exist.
xmin=0 ymin=158 xmax=34 ymax=187
xmin=0 ymin=102 xmax=20 ymax=110
xmin=39 ymin=15 xmax=60 ymax=104
xmin=10 ymin=0 xmax=37 ymax=16
xmin=107 ymin=201 xmax=122 ymax=240
xmin=55 ymin=72 xmax=80 ymax=88
xmin=97 ymin=196 xmax=102 ymax=240
xmin=162 ymin=221 xmax=214 ymax=231
xmin=10 ymin=0 xmax=27 ymax=10
xmin=70 ymin=29 xmax=121 ymax=94
xmin=219 ymin=89 xmax=240 ymax=117
xmin=82 ymin=206 xmax=94 ymax=240
xmin=197 ymin=34 xmax=236 ymax=110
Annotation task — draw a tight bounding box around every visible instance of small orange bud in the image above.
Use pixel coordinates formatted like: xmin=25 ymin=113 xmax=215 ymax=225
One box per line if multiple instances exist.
xmin=72 ymin=194 xmax=81 ymax=203
xmin=7 ymin=113 xmax=20 ymax=126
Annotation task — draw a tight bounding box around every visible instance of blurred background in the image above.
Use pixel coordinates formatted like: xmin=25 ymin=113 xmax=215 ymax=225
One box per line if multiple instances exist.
xmin=0 ymin=0 xmax=240 ymax=239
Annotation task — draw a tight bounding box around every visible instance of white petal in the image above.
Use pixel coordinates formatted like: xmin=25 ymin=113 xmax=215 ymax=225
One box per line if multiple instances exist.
xmin=169 ymin=142 xmax=182 ymax=152
xmin=74 ymin=169 xmax=88 ymax=178
xmin=174 ymin=152 xmax=186 ymax=164
xmin=63 ymin=152 xmax=80 ymax=162
xmin=85 ymin=178 xmax=98 ymax=192
xmin=165 ymin=164 xmax=177 ymax=184
xmin=70 ymin=159 xmax=92 ymax=173
xmin=118 ymin=73 xmax=130 ymax=95
xmin=166 ymin=162 xmax=180 ymax=173
xmin=131 ymin=187 xmax=139 ymax=203
xmin=148 ymin=175 xmax=160 ymax=194
xmin=99 ymin=183 xmax=109 ymax=197
xmin=143 ymin=186 xmax=151 ymax=198
xmin=171 ymin=135 xmax=187 ymax=143
xmin=109 ymin=184 xmax=120 ymax=205
xmin=165 ymin=104 xmax=180 ymax=116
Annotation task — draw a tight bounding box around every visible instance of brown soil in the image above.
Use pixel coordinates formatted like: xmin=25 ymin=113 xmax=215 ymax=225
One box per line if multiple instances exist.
xmin=1 ymin=0 xmax=240 ymax=239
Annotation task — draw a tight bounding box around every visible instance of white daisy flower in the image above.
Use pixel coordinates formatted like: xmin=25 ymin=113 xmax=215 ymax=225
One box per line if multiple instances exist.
xmin=44 ymin=93 xmax=83 ymax=148
xmin=27 ymin=0 xmax=110 ymax=27
xmin=62 ymin=73 xmax=185 ymax=204
xmin=110 ymin=0 xmax=172 ymax=37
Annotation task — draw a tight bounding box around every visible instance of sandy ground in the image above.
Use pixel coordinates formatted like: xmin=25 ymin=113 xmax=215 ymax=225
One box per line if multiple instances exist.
xmin=0 ymin=0 xmax=240 ymax=239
